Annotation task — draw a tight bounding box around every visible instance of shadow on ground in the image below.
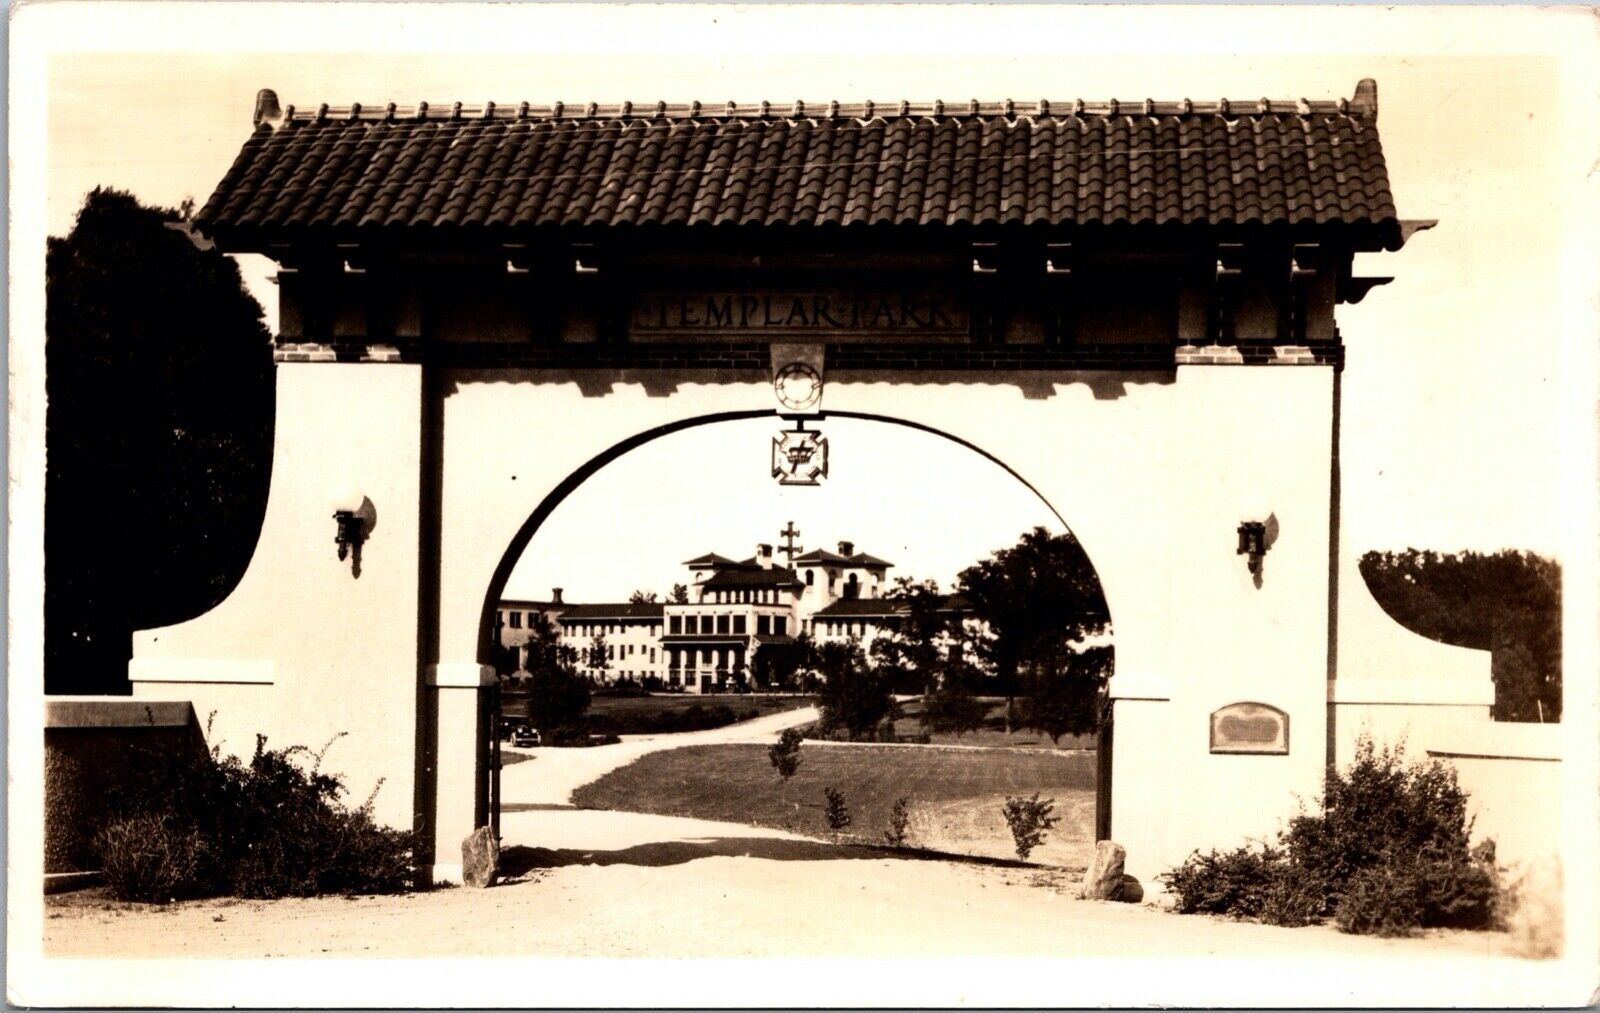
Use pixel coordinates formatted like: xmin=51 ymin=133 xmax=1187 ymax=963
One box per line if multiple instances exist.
xmin=499 ymin=838 xmax=1062 ymax=876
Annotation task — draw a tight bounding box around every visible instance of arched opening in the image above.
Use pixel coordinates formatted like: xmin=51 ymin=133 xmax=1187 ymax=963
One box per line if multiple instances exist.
xmin=476 ymin=410 xmax=1116 ymax=866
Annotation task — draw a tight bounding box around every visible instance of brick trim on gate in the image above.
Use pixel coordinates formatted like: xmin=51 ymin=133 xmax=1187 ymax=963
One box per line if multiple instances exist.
xmin=1175 ymin=343 xmax=1342 ymax=367
xmin=273 ymin=340 xmax=1344 ymax=371
xmin=273 ymin=341 xmax=417 ymax=364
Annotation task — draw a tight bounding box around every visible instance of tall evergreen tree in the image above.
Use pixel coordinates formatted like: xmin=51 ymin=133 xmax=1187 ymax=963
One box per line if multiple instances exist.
xmin=45 ymin=188 xmax=274 ymax=693
xmin=1359 ymin=549 xmax=1561 ymax=721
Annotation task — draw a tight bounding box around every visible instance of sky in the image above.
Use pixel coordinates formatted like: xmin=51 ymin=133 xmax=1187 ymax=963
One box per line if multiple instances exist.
xmin=33 ymin=4 xmax=1596 ymax=601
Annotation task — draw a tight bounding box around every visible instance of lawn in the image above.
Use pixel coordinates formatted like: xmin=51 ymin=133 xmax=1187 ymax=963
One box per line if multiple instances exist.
xmin=572 ymin=742 xmax=1098 ymax=869
xmin=586 ymin=694 xmax=813 ymax=720
xmin=889 ymin=697 xmax=1097 ymax=751
xmin=501 ymin=692 xmax=815 ymax=735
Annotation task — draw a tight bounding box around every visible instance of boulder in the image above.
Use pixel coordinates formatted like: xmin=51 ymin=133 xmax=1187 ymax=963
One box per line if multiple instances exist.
xmin=461 ymin=826 xmax=500 ymax=888
xmin=1079 ymin=840 xmax=1127 ymax=900
xmin=1113 ymin=873 xmax=1144 ymax=904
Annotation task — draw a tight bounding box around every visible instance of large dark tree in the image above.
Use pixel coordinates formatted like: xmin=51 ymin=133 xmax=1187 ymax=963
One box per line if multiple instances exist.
xmin=1359 ymin=550 xmax=1561 ymax=722
xmin=957 ymin=527 xmax=1112 ymax=731
xmin=815 ymin=639 xmax=892 ymax=740
xmin=1018 ymin=643 xmax=1113 ymax=743
xmin=752 ymin=632 xmax=815 ymax=691
xmin=869 ymin=578 xmax=961 ymax=695
xmin=46 ymin=188 xmax=274 ymax=694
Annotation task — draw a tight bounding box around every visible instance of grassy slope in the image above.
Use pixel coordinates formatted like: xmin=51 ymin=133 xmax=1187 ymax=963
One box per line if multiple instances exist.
xmin=586 ymin=694 xmax=813 ymax=720
xmin=894 ymin=697 xmax=1097 ymax=751
xmin=572 ymin=743 xmax=1097 ymax=866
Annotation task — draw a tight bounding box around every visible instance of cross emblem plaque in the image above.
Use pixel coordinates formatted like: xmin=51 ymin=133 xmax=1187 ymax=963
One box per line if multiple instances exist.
xmin=772 ymin=425 xmax=828 ymax=486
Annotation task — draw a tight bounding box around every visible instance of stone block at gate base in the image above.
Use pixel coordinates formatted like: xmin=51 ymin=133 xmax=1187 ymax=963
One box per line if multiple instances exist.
xmin=461 ymin=826 xmax=500 ymax=888
xmin=1115 ymin=874 xmax=1144 ymax=904
xmin=1080 ymin=840 xmax=1127 ymax=900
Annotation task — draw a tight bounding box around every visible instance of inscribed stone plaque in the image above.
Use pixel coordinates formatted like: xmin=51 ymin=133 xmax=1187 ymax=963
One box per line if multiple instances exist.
xmin=1209 ymin=702 xmax=1289 ymax=754
xmin=629 ymin=289 xmax=970 ymax=341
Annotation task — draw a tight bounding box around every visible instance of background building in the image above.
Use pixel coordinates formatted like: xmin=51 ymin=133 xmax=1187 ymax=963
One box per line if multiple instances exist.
xmin=499 ymin=532 xmax=907 ymax=692
xmin=557 ymin=603 xmax=666 ymax=683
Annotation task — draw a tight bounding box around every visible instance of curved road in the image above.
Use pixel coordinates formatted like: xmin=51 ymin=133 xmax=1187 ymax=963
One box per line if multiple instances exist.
xmin=496 ymin=705 xmax=820 ymax=855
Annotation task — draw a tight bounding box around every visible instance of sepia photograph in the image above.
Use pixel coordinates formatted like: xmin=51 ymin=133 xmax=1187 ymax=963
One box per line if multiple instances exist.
xmin=8 ymin=3 xmax=1599 ymax=1007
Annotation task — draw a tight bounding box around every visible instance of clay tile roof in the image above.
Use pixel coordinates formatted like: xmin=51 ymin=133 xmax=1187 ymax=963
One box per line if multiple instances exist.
xmin=700 ymin=567 xmax=803 ymax=590
xmin=814 ymin=598 xmax=910 ymax=618
xmin=556 ymin=603 xmax=665 ymax=619
xmin=197 ymin=82 xmax=1399 ymax=243
xmin=682 ymin=552 xmax=739 ymax=567
xmin=792 ymin=548 xmax=852 ymax=564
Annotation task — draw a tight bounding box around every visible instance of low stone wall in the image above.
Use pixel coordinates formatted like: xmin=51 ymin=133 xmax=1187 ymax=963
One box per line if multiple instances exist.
xmin=44 ymin=699 xmax=207 ymax=874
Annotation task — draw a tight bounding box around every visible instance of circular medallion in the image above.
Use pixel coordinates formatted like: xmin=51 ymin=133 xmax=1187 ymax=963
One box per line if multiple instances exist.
xmin=774 ymin=362 xmax=823 ymax=411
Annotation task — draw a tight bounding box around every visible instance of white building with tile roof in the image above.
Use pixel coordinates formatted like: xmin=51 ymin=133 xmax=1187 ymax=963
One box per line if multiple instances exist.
xmin=498 ymin=533 xmax=911 ymax=692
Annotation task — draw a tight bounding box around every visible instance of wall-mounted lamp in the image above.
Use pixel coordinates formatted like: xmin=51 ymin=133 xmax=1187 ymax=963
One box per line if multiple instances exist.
xmin=330 ymin=483 xmax=367 ymax=571
xmin=1237 ymin=521 xmax=1268 ymax=579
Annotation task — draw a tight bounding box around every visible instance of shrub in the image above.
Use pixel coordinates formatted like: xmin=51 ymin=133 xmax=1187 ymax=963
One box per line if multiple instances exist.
xmin=582 ymin=703 xmax=746 ymax=736
xmin=1259 ymin=870 xmax=1326 ymax=928
xmin=768 ymin=728 xmax=802 ymax=784
xmin=919 ymin=685 xmax=987 ymax=738
xmin=823 ymin=787 xmax=852 ymax=831
xmin=1002 ymin=793 xmax=1060 ymax=861
xmin=883 ymin=797 xmax=911 ymax=848
xmin=1160 ymin=843 xmax=1285 ymax=919
xmin=1159 ymin=736 xmax=1503 ymax=935
xmin=95 ymin=814 xmax=211 ymax=903
xmin=545 ymin=727 xmax=621 ymax=747
xmin=1334 ymin=862 xmax=1425 ymax=937
xmin=525 ymin=664 xmax=592 ymax=734
xmin=816 ymin=642 xmax=892 ymax=739
xmin=97 ymin=733 xmax=415 ymax=901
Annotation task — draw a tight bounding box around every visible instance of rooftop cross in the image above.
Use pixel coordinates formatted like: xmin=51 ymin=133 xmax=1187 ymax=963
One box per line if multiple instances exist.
xmin=778 ymin=521 xmax=803 ymax=567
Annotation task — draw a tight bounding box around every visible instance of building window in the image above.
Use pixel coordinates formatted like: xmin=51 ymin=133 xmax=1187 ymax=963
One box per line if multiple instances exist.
xmin=776 ymin=616 xmax=788 ymax=636
xmin=758 ymin=615 xmax=770 ymax=635
xmin=650 ymin=648 xmax=656 ymax=663
xmin=509 ymin=611 xmax=522 ymax=629
xmin=806 ymin=570 xmax=814 ymax=586
xmin=717 ymin=615 xmax=730 ymax=635
xmin=670 ymin=616 xmax=682 ymax=635
xmin=733 ymin=615 xmax=746 ymax=634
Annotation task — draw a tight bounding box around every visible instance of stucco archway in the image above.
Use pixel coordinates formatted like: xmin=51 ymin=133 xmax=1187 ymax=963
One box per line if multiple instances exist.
xmin=129 ymin=81 xmax=1494 ymax=888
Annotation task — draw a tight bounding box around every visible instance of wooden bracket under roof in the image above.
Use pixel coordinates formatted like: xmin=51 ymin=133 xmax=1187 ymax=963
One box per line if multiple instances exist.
xmin=1399 ymin=220 xmax=1438 ymax=244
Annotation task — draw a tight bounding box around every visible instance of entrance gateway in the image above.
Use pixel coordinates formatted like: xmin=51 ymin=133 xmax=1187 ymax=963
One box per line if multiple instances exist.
xmin=132 ymin=81 xmax=1493 ymax=884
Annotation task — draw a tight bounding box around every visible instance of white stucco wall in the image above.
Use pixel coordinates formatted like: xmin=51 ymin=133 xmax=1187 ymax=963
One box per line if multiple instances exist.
xmin=1426 ymin=723 xmax=1563 ymax=869
xmin=130 ymin=363 xmax=425 ymax=831
xmin=437 ymin=360 xmax=1340 ymax=881
xmin=130 ymin=352 xmax=1509 ymax=886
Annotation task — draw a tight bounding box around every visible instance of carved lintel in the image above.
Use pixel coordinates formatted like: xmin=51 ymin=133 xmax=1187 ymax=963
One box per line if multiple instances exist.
xmin=1339 ymin=277 xmax=1393 ymax=304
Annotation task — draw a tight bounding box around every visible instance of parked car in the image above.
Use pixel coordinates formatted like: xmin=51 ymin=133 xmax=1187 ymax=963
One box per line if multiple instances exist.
xmin=511 ymin=727 xmax=541 ymax=748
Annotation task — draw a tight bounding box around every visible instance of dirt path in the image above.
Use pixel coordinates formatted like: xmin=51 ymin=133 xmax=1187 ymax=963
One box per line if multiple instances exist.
xmin=45 ymin=849 xmax=1539 ymax=995
xmin=499 ymin=705 xmax=820 ymax=806
xmin=40 ymin=704 xmax=1556 ymax=1005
